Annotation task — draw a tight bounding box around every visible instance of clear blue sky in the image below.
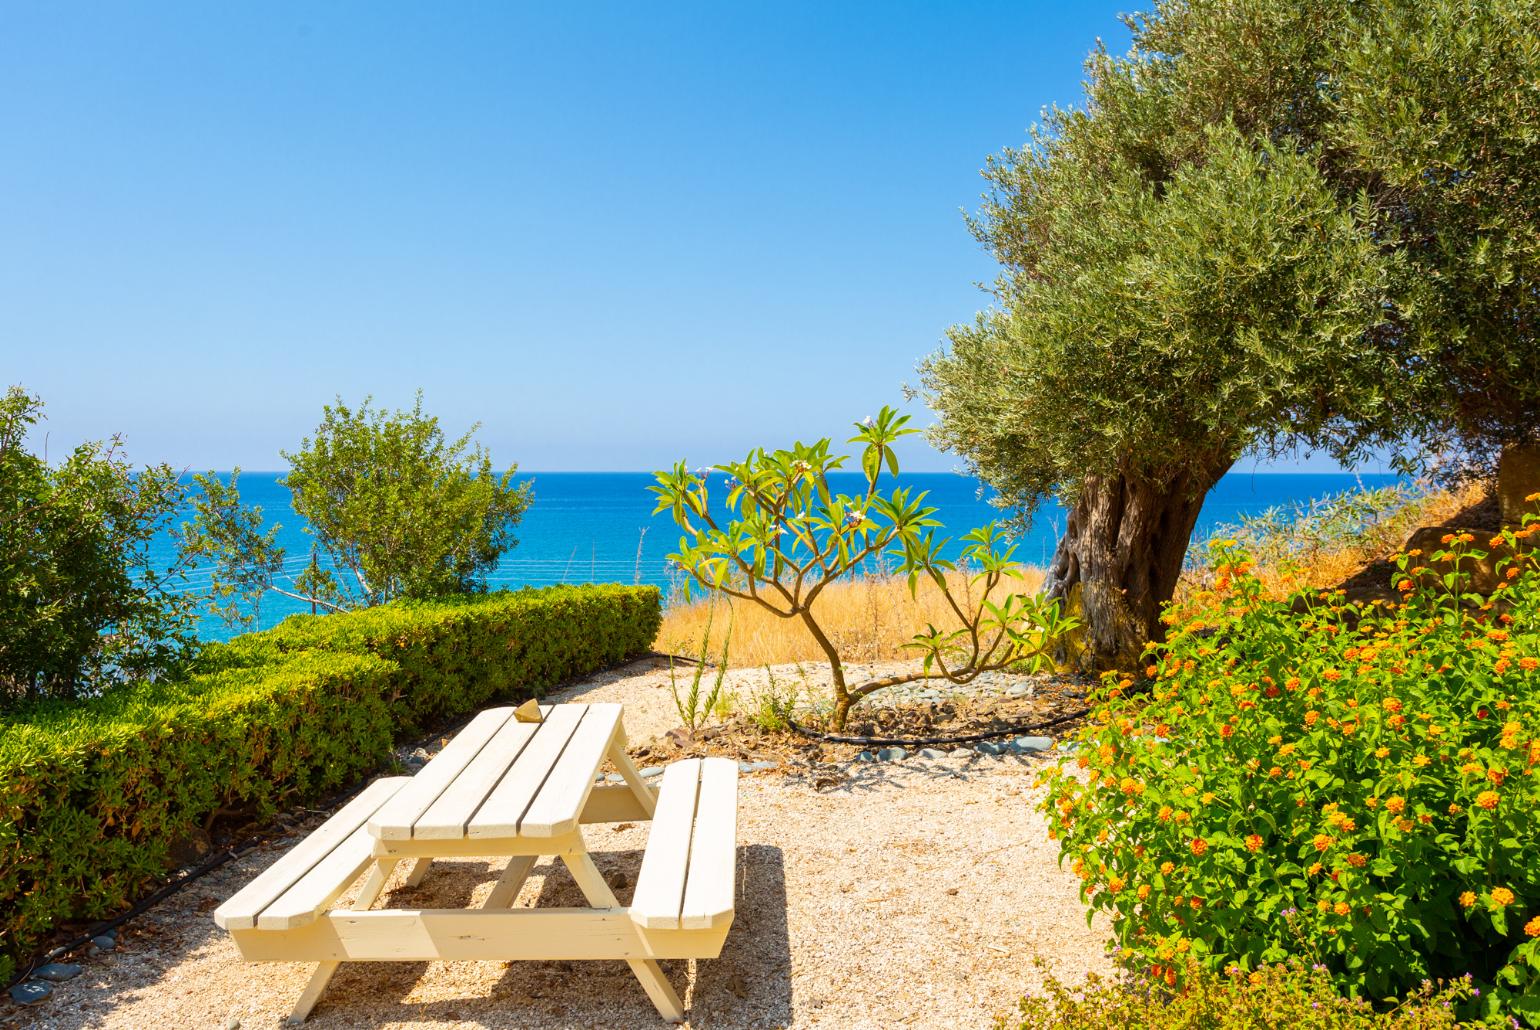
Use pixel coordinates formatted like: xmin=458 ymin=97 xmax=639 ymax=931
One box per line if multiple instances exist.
xmin=0 ymin=2 xmax=1371 ymax=474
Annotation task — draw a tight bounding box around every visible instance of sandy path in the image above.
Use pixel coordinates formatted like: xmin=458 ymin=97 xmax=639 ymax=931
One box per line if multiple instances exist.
xmin=19 ymin=661 xmax=1110 ymax=1030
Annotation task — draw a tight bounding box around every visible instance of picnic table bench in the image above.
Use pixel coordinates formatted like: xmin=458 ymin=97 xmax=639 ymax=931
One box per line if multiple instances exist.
xmin=214 ymin=702 xmax=739 ymax=1023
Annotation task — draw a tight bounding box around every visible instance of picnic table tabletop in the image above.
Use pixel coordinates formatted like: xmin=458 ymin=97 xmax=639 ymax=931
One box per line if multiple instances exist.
xmin=366 ymin=701 xmax=649 ymax=845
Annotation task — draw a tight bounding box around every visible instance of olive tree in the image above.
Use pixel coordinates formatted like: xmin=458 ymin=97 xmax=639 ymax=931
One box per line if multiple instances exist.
xmin=923 ymin=0 xmax=1540 ymax=670
xmin=184 ymin=394 xmax=532 ymax=624
xmin=651 ymin=407 xmax=1075 ymax=729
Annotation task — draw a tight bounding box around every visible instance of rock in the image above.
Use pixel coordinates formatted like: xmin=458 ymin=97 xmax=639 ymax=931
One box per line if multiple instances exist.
xmin=640 ymin=767 xmax=664 ymax=778
xmin=9 ymin=981 xmax=50 ymax=1005
xmin=1006 ymin=683 xmax=1032 ymax=698
xmin=34 ymin=962 xmax=82 ymax=982
xmin=948 ymin=747 xmax=975 ymax=760
xmin=91 ymin=934 xmax=116 ymax=952
xmin=1499 ymin=443 xmax=1540 ymax=527
xmin=876 ymin=747 xmax=908 ymax=762
xmin=916 ymin=748 xmax=948 ymax=760
xmin=1403 ymin=525 xmax=1529 ymax=595
xmin=739 ymin=761 xmax=777 ymax=773
xmin=1010 ymin=736 xmax=1054 ymax=753
xmin=227 ymin=1018 xmax=242 ymax=1030
xmin=976 ymin=741 xmax=1005 ymax=757
xmin=854 ymin=750 xmax=877 ymax=763
xmin=605 ymin=773 xmax=625 ymax=784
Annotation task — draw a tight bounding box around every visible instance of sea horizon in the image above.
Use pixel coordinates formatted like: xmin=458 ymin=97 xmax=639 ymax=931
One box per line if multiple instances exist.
xmin=157 ymin=469 xmax=1406 ymax=642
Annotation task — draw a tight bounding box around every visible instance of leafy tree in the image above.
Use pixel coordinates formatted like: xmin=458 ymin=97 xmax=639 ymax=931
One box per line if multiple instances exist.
xmin=0 ymin=387 xmax=196 ymax=706
xmin=184 ymin=394 xmax=532 ymax=624
xmin=651 ymin=407 xmax=1075 ymax=729
xmin=922 ymin=0 xmax=1540 ymax=670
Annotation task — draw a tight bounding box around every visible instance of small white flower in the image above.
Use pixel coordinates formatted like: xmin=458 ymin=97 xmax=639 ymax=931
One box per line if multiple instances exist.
xmin=862 ymin=415 xmax=875 ymax=427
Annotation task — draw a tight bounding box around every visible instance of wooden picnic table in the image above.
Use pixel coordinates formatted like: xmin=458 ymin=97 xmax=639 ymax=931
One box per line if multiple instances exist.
xmin=215 ymin=702 xmax=739 ymax=1023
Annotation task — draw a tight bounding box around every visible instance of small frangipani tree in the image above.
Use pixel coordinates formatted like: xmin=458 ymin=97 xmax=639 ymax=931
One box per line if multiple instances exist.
xmin=650 ymin=406 xmax=1077 ymax=729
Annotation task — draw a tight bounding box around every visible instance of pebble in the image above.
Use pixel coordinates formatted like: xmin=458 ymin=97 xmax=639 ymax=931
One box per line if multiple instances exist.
xmin=34 ymin=962 xmax=82 ymax=982
xmin=92 ymin=934 xmax=117 ymax=952
xmin=640 ymin=766 xmax=664 ymax=778
xmin=739 ymin=760 xmax=778 ymax=773
xmin=916 ymin=748 xmax=948 ymax=760
xmin=949 ymin=747 xmax=975 ymax=760
xmin=1006 ymin=683 xmax=1032 ymax=697
xmin=9 ymin=981 xmax=50 ymax=1004
xmin=976 ymin=741 xmax=1005 ymax=757
xmin=228 ymin=1018 xmax=242 ymax=1030
xmin=605 ymin=773 xmax=625 ymax=784
xmin=854 ymin=750 xmax=877 ymax=763
xmin=1010 ymin=736 xmax=1054 ymax=753
xmin=876 ymin=747 xmax=908 ymax=762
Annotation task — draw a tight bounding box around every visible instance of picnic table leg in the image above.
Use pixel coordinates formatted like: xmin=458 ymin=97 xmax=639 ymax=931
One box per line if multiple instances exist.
xmin=561 ymin=851 xmax=685 ymax=1021
xmin=482 ymin=854 xmax=538 ymax=909
xmin=404 ymin=857 xmax=433 ymax=887
xmin=608 ymin=728 xmax=657 ymax=819
xmin=287 ymin=858 xmax=400 ymax=1024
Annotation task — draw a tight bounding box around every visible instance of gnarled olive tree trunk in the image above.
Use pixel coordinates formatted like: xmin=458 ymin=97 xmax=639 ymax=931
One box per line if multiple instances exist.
xmin=1043 ymin=463 xmax=1231 ymax=672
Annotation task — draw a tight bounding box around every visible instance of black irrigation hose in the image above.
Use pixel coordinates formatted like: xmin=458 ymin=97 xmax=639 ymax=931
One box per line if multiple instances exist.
xmin=14 ymin=842 xmax=261 ymax=987
xmin=786 ymin=704 xmax=1092 ymax=747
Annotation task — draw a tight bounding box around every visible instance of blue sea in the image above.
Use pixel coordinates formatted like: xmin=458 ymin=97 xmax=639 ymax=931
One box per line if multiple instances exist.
xmin=157 ymin=471 xmax=1401 ymax=641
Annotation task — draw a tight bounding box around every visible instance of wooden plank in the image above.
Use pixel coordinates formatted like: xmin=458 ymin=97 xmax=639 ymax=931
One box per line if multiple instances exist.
xmin=229 ymin=909 xmax=731 ymax=963
xmin=482 ymin=855 xmax=537 ymax=909
xmin=367 ymin=708 xmax=514 ymax=841
xmin=371 ymin=832 xmax=584 ymax=860
xmin=215 ymin=777 xmax=407 ymax=931
xmin=680 ymin=757 xmax=738 ymax=930
xmin=257 ymin=830 xmax=382 ymax=929
xmin=520 ymin=704 xmax=622 ymax=837
xmin=465 ymin=705 xmax=585 ymax=839
xmin=608 ymin=724 xmax=658 ymax=818
xmin=286 ymin=858 xmax=400 ymax=1022
xmin=628 ymin=760 xmax=701 ymax=930
xmin=580 ymin=784 xmax=658 ymax=824
xmin=412 ymin=717 xmax=541 ymax=839
xmin=562 ymin=849 xmax=685 ymax=1021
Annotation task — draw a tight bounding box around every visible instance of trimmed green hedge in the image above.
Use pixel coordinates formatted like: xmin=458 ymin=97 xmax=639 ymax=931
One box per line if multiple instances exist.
xmin=205 ymin=584 xmax=663 ymax=733
xmin=0 ymin=584 xmax=660 ymax=982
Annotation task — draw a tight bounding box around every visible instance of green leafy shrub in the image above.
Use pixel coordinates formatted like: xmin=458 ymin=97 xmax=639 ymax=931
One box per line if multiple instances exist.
xmin=1007 ymin=960 xmax=1474 ymax=1029
xmin=204 ymin=584 xmax=661 ymax=734
xmin=0 ymin=583 xmax=661 ymax=983
xmin=0 ymin=651 xmax=397 ymax=983
xmin=1042 ymin=509 xmax=1540 ymax=1024
xmin=0 ymin=387 xmax=197 ymax=706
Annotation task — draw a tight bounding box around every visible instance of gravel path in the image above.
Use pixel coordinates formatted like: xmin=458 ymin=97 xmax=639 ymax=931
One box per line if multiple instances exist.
xmin=16 ymin=660 xmax=1111 ymax=1029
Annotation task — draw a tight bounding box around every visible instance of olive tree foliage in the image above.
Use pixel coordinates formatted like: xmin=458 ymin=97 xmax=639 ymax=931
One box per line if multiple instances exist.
xmin=924 ymin=126 xmax=1391 ymax=669
xmin=651 ymin=407 xmax=1076 ymax=729
xmin=1330 ymin=0 xmax=1540 ymax=462
xmin=921 ymin=0 xmax=1540 ymax=670
xmin=0 ymin=387 xmax=197 ymax=706
xmin=183 ymin=394 xmax=532 ymax=625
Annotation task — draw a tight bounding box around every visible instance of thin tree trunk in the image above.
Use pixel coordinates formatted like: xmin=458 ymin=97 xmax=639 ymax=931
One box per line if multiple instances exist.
xmin=1043 ymin=461 xmax=1232 ymax=672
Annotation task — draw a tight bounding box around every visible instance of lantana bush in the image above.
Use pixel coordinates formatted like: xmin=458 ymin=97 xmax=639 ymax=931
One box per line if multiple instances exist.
xmin=1042 ymin=502 xmax=1540 ymax=1024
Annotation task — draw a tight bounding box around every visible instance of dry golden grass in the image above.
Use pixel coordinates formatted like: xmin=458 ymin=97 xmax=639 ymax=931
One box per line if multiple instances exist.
xmin=656 ymin=566 xmax=1047 ymax=666
xmin=1193 ymin=479 xmax=1491 ymax=600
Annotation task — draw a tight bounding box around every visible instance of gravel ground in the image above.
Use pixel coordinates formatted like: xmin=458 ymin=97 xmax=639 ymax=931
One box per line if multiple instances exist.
xmin=14 ymin=660 xmax=1111 ymax=1030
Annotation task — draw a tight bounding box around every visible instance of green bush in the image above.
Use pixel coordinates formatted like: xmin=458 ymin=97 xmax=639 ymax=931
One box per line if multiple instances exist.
xmin=1007 ymin=960 xmax=1474 ymax=1029
xmin=0 ymin=583 xmax=661 ymax=983
xmin=1042 ymin=513 xmax=1540 ymax=1024
xmin=204 ymin=584 xmax=662 ymax=733
xmin=0 ymin=651 xmax=397 ymax=983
